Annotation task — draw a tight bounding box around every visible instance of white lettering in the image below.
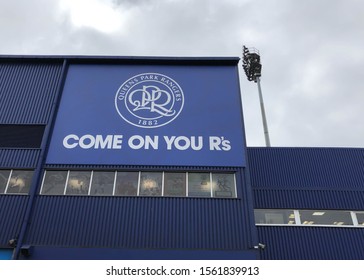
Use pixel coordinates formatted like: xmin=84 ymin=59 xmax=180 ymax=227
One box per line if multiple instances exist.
xmin=112 ymin=135 xmax=123 ymax=149
xmin=164 ymin=136 xmax=175 ymax=150
xmin=63 ymin=134 xmax=123 ymax=149
xmin=163 ymin=136 xmax=203 ymax=151
xmin=128 ymin=135 xmax=158 ymax=150
xmin=209 ymin=136 xmax=221 ymax=150
xmin=128 ymin=135 xmax=144 ymax=149
xmin=63 ymin=134 xmax=79 ymax=149
xmin=145 ymin=135 xmax=159 ymax=149
xmin=190 ymin=136 xmax=203 ymax=150
xmin=209 ymin=136 xmax=231 ymax=151
xmin=95 ymin=135 xmax=113 ymax=149
xmin=174 ymin=136 xmax=190 ymax=150
xmin=79 ymin=135 xmax=96 ymax=149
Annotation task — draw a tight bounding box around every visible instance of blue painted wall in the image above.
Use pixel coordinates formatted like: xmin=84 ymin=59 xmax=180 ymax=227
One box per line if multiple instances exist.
xmin=248 ymin=147 xmax=364 ymax=259
xmin=1 ymin=56 xmax=257 ymax=260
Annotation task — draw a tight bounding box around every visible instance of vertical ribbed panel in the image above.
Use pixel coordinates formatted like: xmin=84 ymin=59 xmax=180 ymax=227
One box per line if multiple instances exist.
xmin=26 ymin=196 xmax=250 ymax=250
xmin=247 ymin=148 xmax=364 ymax=190
xmin=253 ymin=189 xmax=364 ymax=210
xmin=0 ymin=62 xmax=63 ymax=124
xmin=257 ymin=226 xmax=364 ymax=259
xmin=0 ymin=149 xmax=41 ymax=168
xmin=0 ymin=195 xmax=29 ymax=246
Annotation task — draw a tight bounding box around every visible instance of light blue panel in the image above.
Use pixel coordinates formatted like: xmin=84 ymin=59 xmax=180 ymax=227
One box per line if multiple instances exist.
xmin=0 ymin=249 xmax=12 ymax=260
xmin=46 ymin=63 xmax=246 ymax=167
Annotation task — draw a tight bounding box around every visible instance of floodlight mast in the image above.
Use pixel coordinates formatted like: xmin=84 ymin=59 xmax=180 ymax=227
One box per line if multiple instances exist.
xmin=242 ymin=45 xmax=271 ymax=147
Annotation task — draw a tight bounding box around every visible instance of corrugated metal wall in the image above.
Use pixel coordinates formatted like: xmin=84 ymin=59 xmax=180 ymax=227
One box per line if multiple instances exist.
xmin=25 ymin=195 xmax=251 ymax=250
xmin=0 ymin=59 xmax=64 ymax=249
xmin=248 ymin=147 xmax=364 ymax=209
xmin=0 ymin=195 xmax=29 ymax=247
xmin=248 ymin=147 xmax=364 ymax=259
xmin=0 ymin=149 xmax=41 ymax=168
xmin=257 ymin=226 xmax=364 ymax=259
xmin=253 ymin=189 xmax=364 ymax=210
xmin=248 ymin=147 xmax=364 ymax=190
xmin=0 ymin=61 xmax=63 ymax=124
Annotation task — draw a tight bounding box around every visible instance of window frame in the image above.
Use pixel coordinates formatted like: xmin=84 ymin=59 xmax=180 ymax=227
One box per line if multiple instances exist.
xmin=255 ymin=209 xmax=364 ymax=228
xmin=0 ymin=169 xmax=34 ymax=195
xmin=39 ymin=169 xmax=237 ymax=199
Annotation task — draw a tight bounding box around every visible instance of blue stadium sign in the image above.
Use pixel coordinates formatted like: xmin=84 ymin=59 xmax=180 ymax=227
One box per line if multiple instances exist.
xmin=46 ymin=62 xmax=246 ymax=166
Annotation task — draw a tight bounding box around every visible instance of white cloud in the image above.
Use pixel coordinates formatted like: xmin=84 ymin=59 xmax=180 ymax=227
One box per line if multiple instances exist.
xmin=0 ymin=0 xmax=363 ymax=147
xmin=59 ymin=0 xmax=131 ymax=33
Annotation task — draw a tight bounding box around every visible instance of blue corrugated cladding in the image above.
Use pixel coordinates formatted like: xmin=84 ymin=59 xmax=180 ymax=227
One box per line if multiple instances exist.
xmin=248 ymin=147 xmax=364 ymax=259
xmin=0 ymin=61 xmax=63 ymax=124
xmin=25 ymin=194 xmax=251 ymax=250
xmin=0 ymin=60 xmax=64 ymax=248
xmin=0 ymin=195 xmax=29 ymax=246
xmin=247 ymin=147 xmax=364 ymax=209
xmin=0 ymin=149 xmax=41 ymax=168
xmin=257 ymin=226 xmax=364 ymax=260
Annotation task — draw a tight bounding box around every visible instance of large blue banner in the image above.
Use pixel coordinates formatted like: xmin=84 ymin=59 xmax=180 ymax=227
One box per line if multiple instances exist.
xmin=46 ymin=62 xmax=246 ymax=166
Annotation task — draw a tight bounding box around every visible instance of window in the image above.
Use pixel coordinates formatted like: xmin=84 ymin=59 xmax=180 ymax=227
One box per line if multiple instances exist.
xmin=40 ymin=170 xmax=68 ymax=195
xmin=164 ymin=173 xmax=186 ymax=197
xmin=212 ymin=173 xmax=236 ymax=198
xmin=0 ymin=170 xmax=11 ymax=193
xmin=0 ymin=125 xmax=45 ymax=148
xmin=40 ymin=170 xmax=237 ymax=198
xmin=299 ymin=210 xmax=353 ymax=226
xmin=114 ymin=172 xmax=139 ymax=196
xmin=254 ymin=209 xmax=296 ymax=225
xmin=139 ymin=172 xmax=162 ymax=196
xmin=355 ymin=212 xmax=364 ymax=226
xmin=0 ymin=170 xmax=33 ymax=194
xmin=188 ymin=172 xmax=211 ymax=197
xmin=254 ymin=209 xmax=364 ymax=227
xmin=65 ymin=171 xmax=91 ymax=195
xmin=90 ymin=171 xmax=115 ymax=196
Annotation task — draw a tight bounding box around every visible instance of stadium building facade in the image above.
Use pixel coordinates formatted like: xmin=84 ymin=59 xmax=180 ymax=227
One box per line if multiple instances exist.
xmin=0 ymin=55 xmax=363 ymax=260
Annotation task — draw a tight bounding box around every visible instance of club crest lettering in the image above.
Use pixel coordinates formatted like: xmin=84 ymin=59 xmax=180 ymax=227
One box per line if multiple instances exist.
xmin=115 ymin=73 xmax=184 ymax=128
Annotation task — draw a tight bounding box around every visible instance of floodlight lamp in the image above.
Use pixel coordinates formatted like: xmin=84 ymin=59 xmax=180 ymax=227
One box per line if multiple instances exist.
xmin=242 ymin=45 xmax=262 ymax=82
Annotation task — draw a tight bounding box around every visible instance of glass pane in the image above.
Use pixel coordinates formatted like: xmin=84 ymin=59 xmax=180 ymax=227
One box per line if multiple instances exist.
xmin=41 ymin=170 xmax=68 ymax=195
xmin=164 ymin=173 xmax=186 ymax=197
xmin=188 ymin=173 xmax=211 ymax=197
xmin=254 ymin=209 xmax=296 ymax=225
xmin=212 ymin=173 xmax=236 ymax=198
xmin=65 ymin=171 xmax=91 ymax=195
xmin=356 ymin=212 xmax=364 ymax=226
xmin=299 ymin=210 xmax=353 ymax=226
xmin=114 ymin=172 xmax=139 ymax=196
xmin=0 ymin=170 xmax=11 ymax=194
xmin=90 ymin=171 xmax=115 ymax=196
xmin=6 ymin=170 xmax=33 ymax=194
xmin=139 ymin=172 xmax=162 ymax=196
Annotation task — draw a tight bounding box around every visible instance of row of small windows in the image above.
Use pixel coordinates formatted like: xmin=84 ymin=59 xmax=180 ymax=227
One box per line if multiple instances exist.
xmin=255 ymin=209 xmax=364 ymax=227
xmin=40 ymin=170 xmax=237 ymax=198
xmin=0 ymin=170 xmax=33 ymax=194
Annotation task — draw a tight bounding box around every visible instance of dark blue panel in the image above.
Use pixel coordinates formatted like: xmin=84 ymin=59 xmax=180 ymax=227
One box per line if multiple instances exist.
xmin=257 ymin=226 xmax=364 ymax=259
xmin=247 ymin=148 xmax=364 ymax=209
xmin=247 ymin=148 xmax=364 ymax=190
xmin=22 ymin=247 xmax=258 ymax=260
xmin=25 ymin=195 xmax=253 ymax=251
xmin=253 ymin=189 xmax=364 ymax=210
xmin=0 ymin=149 xmax=40 ymax=168
xmin=0 ymin=62 xmax=63 ymax=124
xmin=0 ymin=195 xmax=29 ymax=247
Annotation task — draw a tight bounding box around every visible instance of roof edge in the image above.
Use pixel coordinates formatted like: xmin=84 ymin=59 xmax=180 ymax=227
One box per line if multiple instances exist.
xmin=0 ymin=55 xmax=240 ymax=65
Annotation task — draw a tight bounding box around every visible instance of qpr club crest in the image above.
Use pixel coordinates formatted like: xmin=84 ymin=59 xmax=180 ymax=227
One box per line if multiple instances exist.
xmin=115 ymin=73 xmax=184 ymax=128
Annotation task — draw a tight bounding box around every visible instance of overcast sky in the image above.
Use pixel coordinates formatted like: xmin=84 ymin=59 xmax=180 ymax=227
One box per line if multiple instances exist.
xmin=1 ymin=0 xmax=363 ymax=147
